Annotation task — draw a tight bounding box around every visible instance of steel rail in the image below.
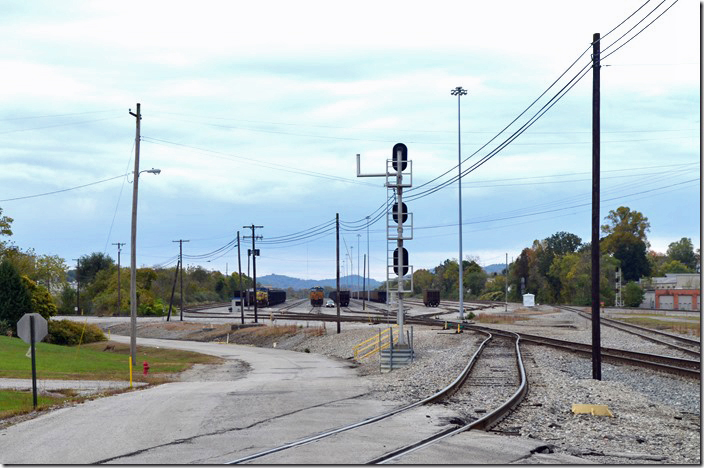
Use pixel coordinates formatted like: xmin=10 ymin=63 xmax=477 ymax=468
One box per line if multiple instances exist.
xmin=225 ymin=330 xmax=493 ymax=464
xmin=557 ymin=305 xmax=700 ymax=356
xmin=368 ymin=331 xmax=527 ymax=464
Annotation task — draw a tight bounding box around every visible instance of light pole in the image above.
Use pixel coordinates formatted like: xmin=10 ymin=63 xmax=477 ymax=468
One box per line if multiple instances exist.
xmin=128 ymin=102 xmax=160 ymax=368
xmin=451 ymin=86 xmax=467 ymax=321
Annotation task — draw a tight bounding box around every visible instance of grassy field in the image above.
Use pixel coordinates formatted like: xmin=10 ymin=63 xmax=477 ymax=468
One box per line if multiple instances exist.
xmin=0 ymin=336 xmax=223 ymax=381
xmin=618 ymin=316 xmax=701 ymax=337
xmin=0 ymin=336 xmax=224 ymax=419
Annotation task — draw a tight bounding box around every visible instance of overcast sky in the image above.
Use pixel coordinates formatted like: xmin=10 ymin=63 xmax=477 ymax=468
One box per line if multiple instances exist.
xmin=0 ymin=0 xmax=699 ymax=283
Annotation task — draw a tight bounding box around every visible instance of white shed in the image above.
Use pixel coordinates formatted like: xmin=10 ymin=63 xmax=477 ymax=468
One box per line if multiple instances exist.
xmin=522 ymin=293 xmax=535 ymax=307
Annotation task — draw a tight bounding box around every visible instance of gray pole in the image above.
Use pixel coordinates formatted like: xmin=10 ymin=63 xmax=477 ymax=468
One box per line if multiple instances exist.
xmin=357 ymin=233 xmax=361 ymax=294
xmin=451 ymin=87 xmax=467 ymax=320
xmin=336 ymin=214 xmax=341 ymax=333
xmin=591 ymin=33 xmax=602 ymax=380
xmin=395 ymin=146 xmax=406 ymax=346
xmin=129 ymin=103 xmax=141 ymax=367
xmin=366 ymin=216 xmax=370 ymax=301
xmin=72 ymin=258 xmax=80 ymax=316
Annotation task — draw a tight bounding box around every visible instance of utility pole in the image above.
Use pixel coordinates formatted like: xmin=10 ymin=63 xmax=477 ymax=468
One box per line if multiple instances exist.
xmin=505 ymin=253 xmax=509 ymax=313
xmin=451 ymin=86 xmax=468 ymax=321
xmin=357 ymin=233 xmax=361 ymax=294
xmin=363 ymin=254 xmax=367 ymax=311
xmin=243 ymin=225 xmax=263 ymax=323
xmin=128 ymin=103 xmax=141 ymax=367
xmin=172 ymin=239 xmax=189 ymax=321
xmin=237 ymin=230 xmax=245 ymax=324
xmin=72 ymin=258 xmax=80 ymax=316
xmin=336 ymin=213 xmax=341 ymax=333
xmin=112 ymin=243 xmax=126 ymax=315
xmin=591 ymin=33 xmax=602 ymax=381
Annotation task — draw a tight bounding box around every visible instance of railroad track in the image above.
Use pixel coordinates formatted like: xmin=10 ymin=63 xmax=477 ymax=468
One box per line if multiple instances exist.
xmin=227 ymin=329 xmax=528 ymax=464
xmin=556 ymin=305 xmax=701 ymax=358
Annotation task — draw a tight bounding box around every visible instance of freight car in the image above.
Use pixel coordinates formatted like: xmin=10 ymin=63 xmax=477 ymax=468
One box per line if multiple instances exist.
xmin=423 ymin=289 xmax=441 ymax=307
xmin=255 ymin=288 xmax=286 ymax=307
xmin=231 ymin=289 xmax=255 ymax=307
xmin=310 ymin=286 xmax=324 ymax=307
xmin=329 ymin=290 xmax=350 ymax=307
xmin=369 ymin=290 xmax=387 ymax=304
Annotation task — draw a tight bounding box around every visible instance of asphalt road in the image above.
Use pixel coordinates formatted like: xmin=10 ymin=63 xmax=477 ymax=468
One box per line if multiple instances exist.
xmin=1 ymin=334 xmax=589 ymax=464
xmin=0 ymin=336 xmax=376 ymax=464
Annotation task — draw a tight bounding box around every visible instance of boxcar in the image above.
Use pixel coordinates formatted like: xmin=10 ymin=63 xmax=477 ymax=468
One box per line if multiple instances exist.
xmin=423 ymin=289 xmax=441 ymax=307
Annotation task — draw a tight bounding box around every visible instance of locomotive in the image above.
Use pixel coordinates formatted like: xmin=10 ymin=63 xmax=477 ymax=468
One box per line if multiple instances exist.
xmin=309 ymin=286 xmax=324 ymax=306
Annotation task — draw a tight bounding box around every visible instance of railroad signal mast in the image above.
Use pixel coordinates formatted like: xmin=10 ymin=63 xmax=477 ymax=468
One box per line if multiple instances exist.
xmin=357 ymin=143 xmax=414 ymax=349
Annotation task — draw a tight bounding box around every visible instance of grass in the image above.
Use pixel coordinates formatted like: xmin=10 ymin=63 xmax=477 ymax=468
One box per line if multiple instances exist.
xmin=475 ymin=313 xmax=531 ymax=325
xmin=619 ymin=317 xmax=701 ymax=337
xmin=0 ymin=336 xmax=223 ymax=381
xmin=0 ymin=336 xmax=224 ymax=420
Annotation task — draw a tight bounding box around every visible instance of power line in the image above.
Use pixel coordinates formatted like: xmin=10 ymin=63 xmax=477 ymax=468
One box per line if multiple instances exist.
xmin=0 ymin=173 xmax=129 ymax=202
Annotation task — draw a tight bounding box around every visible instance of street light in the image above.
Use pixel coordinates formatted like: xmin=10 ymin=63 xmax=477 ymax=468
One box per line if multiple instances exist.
xmin=451 ymin=86 xmax=467 ymax=321
xmin=129 ymin=166 xmax=160 ymax=366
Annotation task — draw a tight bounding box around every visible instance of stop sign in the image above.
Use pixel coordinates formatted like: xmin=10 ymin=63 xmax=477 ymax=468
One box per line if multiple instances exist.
xmin=17 ymin=313 xmax=48 ymax=344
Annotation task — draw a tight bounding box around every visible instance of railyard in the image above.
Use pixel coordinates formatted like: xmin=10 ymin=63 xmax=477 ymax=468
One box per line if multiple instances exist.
xmin=1 ymin=298 xmax=699 ymax=464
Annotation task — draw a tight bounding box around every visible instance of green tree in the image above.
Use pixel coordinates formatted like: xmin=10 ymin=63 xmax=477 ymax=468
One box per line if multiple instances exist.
xmin=0 ymin=260 xmax=32 ymax=334
xmin=667 ymin=238 xmax=697 ymax=270
xmin=601 ymin=206 xmax=650 ymax=253
xmin=613 ymin=238 xmax=651 ymax=282
xmin=623 ymin=281 xmax=645 ymax=307
xmin=0 ymin=206 xmax=12 ymax=253
xmin=57 ymin=284 xmax=77 ymax=315
xmin=21 ymin=275 xmax=57 ymax=320
xmin=659 ymin=259 xmax=694 ymax=274
xmin=77 ymin=252 xmax=114 ymax=285
xmin=412 ymin=269 xmax=434 ymax=295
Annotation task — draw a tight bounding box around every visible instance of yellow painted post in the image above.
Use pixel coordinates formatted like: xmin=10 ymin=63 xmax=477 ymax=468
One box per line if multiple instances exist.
xmin=457 ymin=323 xmax=461 ymax=334
xmin=444 ymin=321 xmax=447 ymax=330
xmin=75 ymin=318 xmax=88 ymax=358
xmin=129 ymin=356 xmax=133 ymax=388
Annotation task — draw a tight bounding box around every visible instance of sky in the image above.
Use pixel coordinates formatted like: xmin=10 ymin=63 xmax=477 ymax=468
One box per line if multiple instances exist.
xmin=0 ymin=0 xmax=700 ymax=284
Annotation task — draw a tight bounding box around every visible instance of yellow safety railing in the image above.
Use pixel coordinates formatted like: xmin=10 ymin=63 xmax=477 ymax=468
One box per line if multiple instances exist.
xmin=353 ymin=326 xmax=399 ymax=360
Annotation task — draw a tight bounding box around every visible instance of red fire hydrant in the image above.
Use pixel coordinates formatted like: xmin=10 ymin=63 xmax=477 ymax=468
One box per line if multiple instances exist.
xmin=143 ymin=361 xmax=150 ymax=376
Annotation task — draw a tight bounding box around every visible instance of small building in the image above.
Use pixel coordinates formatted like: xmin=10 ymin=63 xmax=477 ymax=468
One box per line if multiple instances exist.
xmin=640 ymin=273 xmax=700 ymax=311
xmin=522 ymin=293 xmax=535 ymax=307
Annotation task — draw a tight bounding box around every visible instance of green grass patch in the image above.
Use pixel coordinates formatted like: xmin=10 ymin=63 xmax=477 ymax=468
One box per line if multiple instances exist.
xmin=0 ymin=389 xmax=73 ymax=419
xmin=0 ymin=336 xmax=223 ymax=381
xmin=619 ymin=317 xmax=701 ymax=337
xmin=475 ymin=313 xmax=530 ymax=325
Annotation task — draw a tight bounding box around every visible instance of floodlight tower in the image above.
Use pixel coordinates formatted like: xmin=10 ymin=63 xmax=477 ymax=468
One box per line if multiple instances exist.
xmin=451 ymin=86 xmax=467 ymax=321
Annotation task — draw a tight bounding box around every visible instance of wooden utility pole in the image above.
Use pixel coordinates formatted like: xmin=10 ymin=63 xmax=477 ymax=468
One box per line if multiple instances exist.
xmin=72 ymin=258 xmax=80 ymax=316
xmin=591 ymin=32 xmax=602 ymax=380
xmin=237 ymin=230 xmax=245 ymax=324
xmin=336 ymin=213 xmax=341 ymax=334
xmin=244 ymin=225 xmax=263 ymax=323
xmin=166 ymin=259 xmax=180 ymax=322
xmin=112 ymin=243 xmax=126 ymax=315
xmin=173 ymin=239 xmax=190 ymax=321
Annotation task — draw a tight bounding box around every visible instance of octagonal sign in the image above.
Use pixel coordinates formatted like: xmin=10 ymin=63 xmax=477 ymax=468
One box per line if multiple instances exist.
xmin=17 ymin=313 xmax=48 ymax=344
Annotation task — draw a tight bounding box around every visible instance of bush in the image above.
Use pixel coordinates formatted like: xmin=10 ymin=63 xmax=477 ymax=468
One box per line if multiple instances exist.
xmin=139 ymin=298 xmax=166 ymax=316
xmin=47 ymin=319 xmax=107 ymax=346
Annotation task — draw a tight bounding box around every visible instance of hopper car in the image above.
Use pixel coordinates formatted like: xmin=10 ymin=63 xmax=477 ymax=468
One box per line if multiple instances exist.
xmin=329 ymin=290 xmax=350 ymax=307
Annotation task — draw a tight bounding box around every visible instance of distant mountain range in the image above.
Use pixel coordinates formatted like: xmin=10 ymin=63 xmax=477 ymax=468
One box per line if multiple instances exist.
xmin=483 ymin=263 xmax=508 ymax=275
xmin=257 ymin=274 xmax=382 ymax=291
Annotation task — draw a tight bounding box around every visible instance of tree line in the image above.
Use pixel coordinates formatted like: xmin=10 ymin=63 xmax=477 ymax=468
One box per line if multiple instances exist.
xmin=410 ymin=206 xmax=699 ymax=307
xmin=0 ymin=204 xmax=700 ymax=334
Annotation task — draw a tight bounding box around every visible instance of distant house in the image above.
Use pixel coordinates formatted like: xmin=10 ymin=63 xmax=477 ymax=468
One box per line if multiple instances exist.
xmin=640 ymin=273 xmax=700 ymax=311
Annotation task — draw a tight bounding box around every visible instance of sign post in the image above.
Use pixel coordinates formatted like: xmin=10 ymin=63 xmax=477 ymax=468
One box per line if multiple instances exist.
xmin=17 ymin=313 xmax=48 ymax=409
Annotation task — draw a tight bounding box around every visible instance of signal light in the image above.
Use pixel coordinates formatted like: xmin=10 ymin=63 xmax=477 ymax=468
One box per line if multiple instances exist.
xmin=393 ymin=247 xmax=409 ymax=276
xmin=392 ymin=202 xmax=408 ymax=224
xmin=391 ymin=143 xmax=408 ymax=172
